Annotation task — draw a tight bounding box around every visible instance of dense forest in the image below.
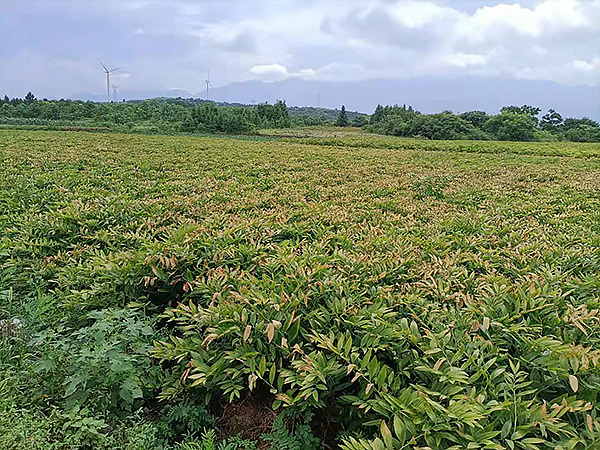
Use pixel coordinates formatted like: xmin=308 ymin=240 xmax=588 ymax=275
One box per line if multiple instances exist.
xmin=1 ymin=92 xmax=599 ymax=142
xmin=0 ymin=93 xmax=291 ymax=134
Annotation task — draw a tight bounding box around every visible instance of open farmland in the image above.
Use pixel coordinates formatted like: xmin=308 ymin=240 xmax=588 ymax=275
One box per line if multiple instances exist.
xmin=1 ymin=129 xmax=600 ymax=449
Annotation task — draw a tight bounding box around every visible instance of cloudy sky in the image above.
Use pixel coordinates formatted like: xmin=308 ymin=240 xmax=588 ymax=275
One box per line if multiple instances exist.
xmin=1 ymin=0 xmax=599 ymax=98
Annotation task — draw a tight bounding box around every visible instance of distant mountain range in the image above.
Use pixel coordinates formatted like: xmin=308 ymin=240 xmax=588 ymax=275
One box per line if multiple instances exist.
xmin=68 ymin=89 xmax=194 ymax=103
xmin=67 ymin=78 xmax=600 ymax=119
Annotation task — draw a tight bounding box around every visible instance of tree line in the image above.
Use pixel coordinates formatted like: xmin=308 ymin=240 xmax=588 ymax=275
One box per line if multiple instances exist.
xmin=347 ymin=103 xmax=600 ymax=142
xmin=0 ymin=93 xmax=291 ymax=134
xmin=2 ymin=92 xmax=599 ymax=142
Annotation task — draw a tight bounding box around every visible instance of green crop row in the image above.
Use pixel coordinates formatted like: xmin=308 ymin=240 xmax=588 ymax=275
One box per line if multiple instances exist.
xmin=1 ymin=129 xmax=599 ymax=449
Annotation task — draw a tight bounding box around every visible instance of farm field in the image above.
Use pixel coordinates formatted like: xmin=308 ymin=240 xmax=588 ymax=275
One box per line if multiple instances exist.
xmin=1 ymin=129 xmax=600 ymax=449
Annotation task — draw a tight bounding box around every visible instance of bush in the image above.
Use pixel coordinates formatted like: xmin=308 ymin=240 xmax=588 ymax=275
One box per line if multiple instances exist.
xmin=564 ymin=125 xmax=600 ymax=142
xmin=533 ymin=129 xmax=560 ymax=142
xmin=262 ymin=412 xmax=320 ymax=450
xmin=409 ymin=114 xmax=490 ymax=140
xmin=30 ymin=308 xmax=160 ymax=415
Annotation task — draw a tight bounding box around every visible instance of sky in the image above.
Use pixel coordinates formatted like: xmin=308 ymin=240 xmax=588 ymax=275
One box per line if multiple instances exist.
xmin=0 ymin=0 xmax=599 ymax=99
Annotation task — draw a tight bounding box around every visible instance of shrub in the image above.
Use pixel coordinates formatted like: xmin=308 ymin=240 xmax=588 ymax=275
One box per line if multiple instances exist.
xmin=564 ymin=125 xmax=600 ymax=142
xmin=533 ymin=129 xmax=559 ymax=142
xmin=262 ymin=412 xmax=320 ymax=450
xmin=409 ymin=114 xmax=490 ymax=140
xmin=30 ymin=308 xmax=160 ymax=415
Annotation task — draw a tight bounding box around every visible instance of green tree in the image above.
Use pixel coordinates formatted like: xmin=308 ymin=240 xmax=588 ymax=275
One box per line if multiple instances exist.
xmin=486 ymin=112 xmax=537 ymax=141
xmin=459 ymin=110 xmax=490 ymax=128
xmin=336 ymin=105 xmax=349 ymax=127
xmin=540 ymin=109 xmax=563 ymax=131
xmin=0 ymin=103 xmax=13 ymax=117
xmin=501 ymin=105 xmax=541 ymax=117
xmin=351 ymin=116 xmax=368 ymax=127
xmin=563 ymin=117 xmax=599 ymax=131
xmin=564 ymin=124 xmax=600 ymax=142
xmin=370 ymin=105 xmax=385 ymax=124
xmin=24 ymin=91 xmax=36 ymax=104
xmin=409 ymin=113 xmax=489 ymax=140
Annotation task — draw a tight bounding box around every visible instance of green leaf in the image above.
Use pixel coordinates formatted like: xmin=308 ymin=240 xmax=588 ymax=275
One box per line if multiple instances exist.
xmin=501 ymin=420 xmax=512 ymax=439
xmin=269 ymin=363 xmax=276 ymax=385
xmin=65 ymin=381 xmax=80 ymax=397
xmin=120 ymin=379 xmax=143 ymax=404
xmin=381 ymin=420 xmax=393 ymax=449
xmin=511 ymin=430 xmax=527 ymax=441
xmin=259 ymin=356 xmax=267 ymax=376
xmin=393 ymin=415 xmax=406 ymax=444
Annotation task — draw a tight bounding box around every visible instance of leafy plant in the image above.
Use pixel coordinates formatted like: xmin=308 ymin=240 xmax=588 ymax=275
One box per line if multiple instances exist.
xmin=30 ymin=308 xmax=160 ymax=414
xmin=2 ymin=129 xmax=600 ymax=448
xmin=262 ymin=412 xmax=320 ymax=450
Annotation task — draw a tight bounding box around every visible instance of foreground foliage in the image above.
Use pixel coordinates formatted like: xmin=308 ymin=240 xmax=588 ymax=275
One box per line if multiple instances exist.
xmin=1 ymin=130 xmax=600 ymax=448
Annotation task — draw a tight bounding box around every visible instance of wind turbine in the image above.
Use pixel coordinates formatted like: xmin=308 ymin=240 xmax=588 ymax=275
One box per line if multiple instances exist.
xmin=205 ymin=68 xmax=211 ymax=101
xmin=98 ymin=60 xmax=120 ymax=102
xmin=112 ymin=85 xmax=118 ymax=102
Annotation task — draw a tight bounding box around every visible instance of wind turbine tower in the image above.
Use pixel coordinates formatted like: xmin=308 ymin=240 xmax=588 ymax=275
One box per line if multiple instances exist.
xmin=112 ymin=85 xmax=118 ymax=102
xmin=205 ymin=69 xmax=212 ymax=101
xmin=98 ymin=60 xmax=120 ymax=102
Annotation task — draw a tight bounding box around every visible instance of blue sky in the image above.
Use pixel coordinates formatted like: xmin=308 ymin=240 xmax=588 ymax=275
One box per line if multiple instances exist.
xmin=0 ymin=0 xmax=598 ymax=98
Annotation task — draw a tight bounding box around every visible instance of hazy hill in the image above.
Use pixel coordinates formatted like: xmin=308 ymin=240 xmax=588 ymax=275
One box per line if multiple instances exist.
xmin=201 ymin=78 xmax=600 ymax=119
xmin=67 ymin=78 xmax=600 ymax=119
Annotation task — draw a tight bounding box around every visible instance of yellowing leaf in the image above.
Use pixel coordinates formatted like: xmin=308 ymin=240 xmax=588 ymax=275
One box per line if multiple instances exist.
xmin=248 ymin=373 xmax=257 ymax=391
xmin=243 ymin=325 xmax=252 ymax=342
xmin=482 ymin=317 xmax=490 ymax=332
xmin=569 ymin=374 xmax=578 ymax=393
xmin=202 ymin=333 xmax=219 ymax=348
xmin=266 ymin=323 xmax=275 ymax=343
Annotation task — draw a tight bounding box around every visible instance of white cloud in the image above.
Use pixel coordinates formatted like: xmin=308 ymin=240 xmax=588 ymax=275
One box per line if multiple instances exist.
xmin=249 ymin=64 xmax=333 ymax=82
xmin=0 ymin=0 xmax=599 ymax=98
xmin=293 ymin=68 xmax=317 ymax=79
xmin=443 ymin=53 xmax=487 ymax=68
xmin=249 ymin=63 xmax=289 ymax=81
xmin=571 ymin=58 xmax=600 ymax=72
xmin=323 ymin=0 xmax=600 ymax=86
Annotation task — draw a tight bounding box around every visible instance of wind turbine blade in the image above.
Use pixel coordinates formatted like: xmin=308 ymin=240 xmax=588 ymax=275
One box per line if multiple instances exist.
xmin=97 ymin=59 xmax=109 ymax=71
xmin=109 ymin=67 xmax=121 ymax=72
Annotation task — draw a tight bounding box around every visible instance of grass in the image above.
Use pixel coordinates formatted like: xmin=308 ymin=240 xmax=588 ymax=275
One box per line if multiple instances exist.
xmin=1 ymin=129 xmax=599 ymax=449
xmin=259 ymin=126 xmax=600 ymax=158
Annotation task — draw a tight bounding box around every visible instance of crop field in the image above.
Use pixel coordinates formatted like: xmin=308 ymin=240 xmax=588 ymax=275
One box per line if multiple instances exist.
xmin=1 ymin=129 xmax=600 ymax=449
